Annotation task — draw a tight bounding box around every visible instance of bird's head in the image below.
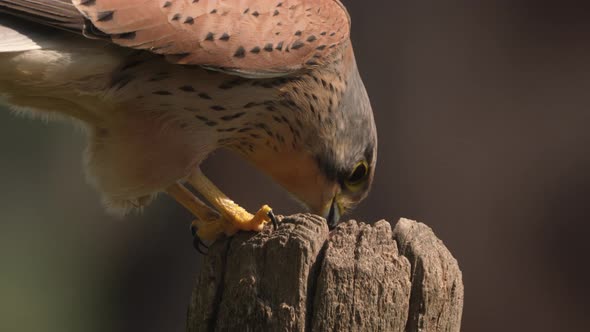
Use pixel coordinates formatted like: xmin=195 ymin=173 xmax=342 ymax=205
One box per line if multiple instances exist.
xmin=308 ymin=58 xmax=377 ymax=228
xmin=247 ymin=54 xmax=377 ymax=228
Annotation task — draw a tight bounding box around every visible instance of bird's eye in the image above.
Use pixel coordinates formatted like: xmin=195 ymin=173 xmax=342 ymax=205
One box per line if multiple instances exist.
xmin=344 ymin=160 xmax=369 ymax=191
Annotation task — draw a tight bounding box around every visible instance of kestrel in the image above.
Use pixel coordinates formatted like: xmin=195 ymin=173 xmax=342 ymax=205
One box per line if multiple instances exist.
xmin=0 ymin=0 xmax=377 ymax=241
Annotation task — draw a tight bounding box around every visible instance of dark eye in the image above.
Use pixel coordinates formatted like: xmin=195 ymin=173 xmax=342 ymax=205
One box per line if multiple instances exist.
xmin=344 ymin=160 xmax=369 ymax=190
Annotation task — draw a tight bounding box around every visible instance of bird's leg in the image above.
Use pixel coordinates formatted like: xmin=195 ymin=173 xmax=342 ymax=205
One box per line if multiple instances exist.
xmin=187 ymin=169 xmax=273 ymax=238
xmin=166 ymin=182 xmax=225 ymax=241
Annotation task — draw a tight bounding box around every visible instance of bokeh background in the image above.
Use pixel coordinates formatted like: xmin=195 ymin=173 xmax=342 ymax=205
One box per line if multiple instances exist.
xmin=1 ymin=1 xmax=589 ymax=331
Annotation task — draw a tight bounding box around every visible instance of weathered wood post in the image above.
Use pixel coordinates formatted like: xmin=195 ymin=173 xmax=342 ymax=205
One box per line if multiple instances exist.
xmin=187 ymin=214 xmax=464 ymax=332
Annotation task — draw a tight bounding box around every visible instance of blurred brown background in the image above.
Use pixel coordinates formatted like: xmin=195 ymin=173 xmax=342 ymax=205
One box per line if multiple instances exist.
xmin=1 ymin=1 xmax=589 ymax=331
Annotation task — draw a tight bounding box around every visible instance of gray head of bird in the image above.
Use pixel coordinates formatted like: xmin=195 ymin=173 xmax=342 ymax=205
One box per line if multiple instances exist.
xmin=247 ymin=56 xmax=377 ymax=228
xmin=312 ymin=60 xmax=377 ymax=228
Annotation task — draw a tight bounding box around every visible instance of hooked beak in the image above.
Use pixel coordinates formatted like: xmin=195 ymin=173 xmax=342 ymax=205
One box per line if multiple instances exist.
xmin=325 ymin=196 xmax=342 ymax=229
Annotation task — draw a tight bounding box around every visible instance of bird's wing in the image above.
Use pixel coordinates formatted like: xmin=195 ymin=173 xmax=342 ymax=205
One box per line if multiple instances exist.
xmin=72 ymin=0 xmax=350 ymax=77
xmin=0 ymin=0 xmax=350 ymax=77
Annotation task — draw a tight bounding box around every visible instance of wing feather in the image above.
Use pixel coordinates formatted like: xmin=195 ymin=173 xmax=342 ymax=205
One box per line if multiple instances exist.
xmin=0 ymin=0 xmax=350 ymax=76
xmin=73 ymin=0 xmax=350 ymax=76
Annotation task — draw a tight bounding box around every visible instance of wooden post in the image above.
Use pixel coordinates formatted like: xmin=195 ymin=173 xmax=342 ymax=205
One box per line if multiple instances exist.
xmin=187 ymin=215 xmax=464 ymax=332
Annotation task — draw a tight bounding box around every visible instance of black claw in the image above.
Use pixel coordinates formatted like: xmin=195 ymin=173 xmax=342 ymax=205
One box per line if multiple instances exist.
xmin=268 ymin=210 xmax=279 ymax=230
xmin=190 ymin=224 xmax=208 ymax=254
xmin=193 ymin=236 xmax=209 ymax=255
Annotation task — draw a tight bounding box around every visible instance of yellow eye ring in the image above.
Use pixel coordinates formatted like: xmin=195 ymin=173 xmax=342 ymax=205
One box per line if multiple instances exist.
xmin=344 ymin=160 xmax=369 ymax=191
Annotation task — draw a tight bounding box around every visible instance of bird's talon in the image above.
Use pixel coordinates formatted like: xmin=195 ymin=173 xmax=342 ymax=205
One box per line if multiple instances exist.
xmin=193 ymin=236 xmax=208 ymax=255
xmin=197 ymin=237 xmax=209 ymax=249
xmin=268 ymin=210 xmax=279 ymax=230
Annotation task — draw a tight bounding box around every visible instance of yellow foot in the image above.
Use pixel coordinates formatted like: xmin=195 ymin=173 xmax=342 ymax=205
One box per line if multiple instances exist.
xmin=191 ymin=205 xmax=273 ymax=242
xmin=168 ymin=170 xmax=277 ymax=243
xmin=187 ymin=169 xmax=276 ymax=240
xmin=224 ymin=204 xmax=273 ymax=234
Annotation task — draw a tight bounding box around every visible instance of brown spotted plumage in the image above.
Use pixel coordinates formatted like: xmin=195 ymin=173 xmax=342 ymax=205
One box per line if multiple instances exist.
xmin=0 ymin=0 xmax=376 ymax=241
xmin=73 ymin=0 xmax=350 ymax=77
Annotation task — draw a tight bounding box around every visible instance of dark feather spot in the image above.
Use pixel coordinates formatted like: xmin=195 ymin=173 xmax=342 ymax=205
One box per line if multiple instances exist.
xmin=220 ymin=112 xmax=245 ymax=121
xmin=210 ymin=9 xmax=218 ymax=14
xmin=291 ymin=40 xmax=304 ymax=50
xmin=167 ymin=53 xmax=191 ymax=61
xmin=307 ymin=35 xmax=317 ymax=42
xmin=273 ymin=10 xmax=279 ymax=16
xmin=217 ymin=127 xmax=237 ymax=132
xmin=250 ymin=46 xmax=261 ymax=54
xmin=263 ymin=43 xmax=273 ymax=52
xmin=294 ymin=30 xmax=302 ymax=36
xmin=219 ymin=33 xmax=230 ymax=41
xmin=179 ymin=85 xmax=195 ymax=92
xmin=205 ymin=32 xmax=214 ymax=41
xmin=153 ymin=90 xmax=172 ymax=95
xmin=252 ymin=11 xmax=260 ymax=17
xmin=97 ymin=11 xmax=114 ymax=22
xmin=171 ymin=13 xmax=181 ymax=21
xmin=115 ymin=31 xmax=136 ymax=39
xmin=184 ymin=16 xmax=194 ymax=24
xmin=163 ymin=1 xmax=172 ymax=8
xmin=79 ymin=0 xmax=96 ymax=6
xmin=210 ymin=105 xmax=226 ymax=111
xmin=198 ymin=93 xmax=212 ymax=100
xmin=275 ymin=41 xmax=284 ymax=50
xmin=234 ymin=46 xmax=246 ymax=58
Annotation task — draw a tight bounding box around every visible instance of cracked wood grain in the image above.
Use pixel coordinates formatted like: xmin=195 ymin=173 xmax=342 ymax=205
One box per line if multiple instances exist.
xmin=187 ymin=215 xmax=463 ymax=332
